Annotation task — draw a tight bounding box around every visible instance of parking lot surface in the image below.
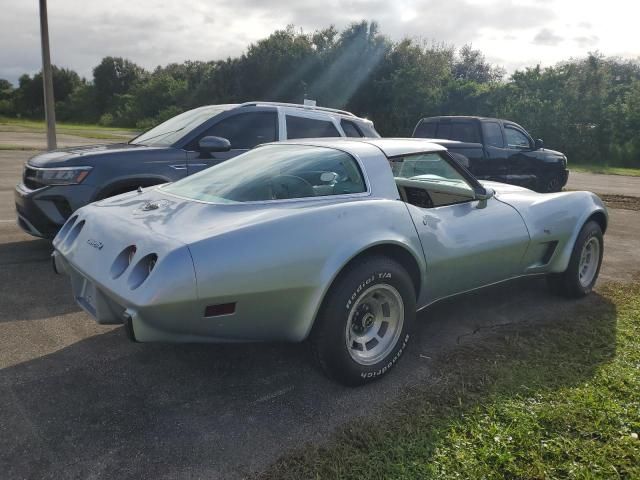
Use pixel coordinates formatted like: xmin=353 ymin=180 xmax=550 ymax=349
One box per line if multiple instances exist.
xmin=567 ymin=171 xmax=640 ymax=197
xmin=1 ymin=141 xmax=639 ymax=479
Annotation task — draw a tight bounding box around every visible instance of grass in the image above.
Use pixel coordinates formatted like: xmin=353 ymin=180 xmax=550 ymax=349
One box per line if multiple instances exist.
xmin=0 ymin=144 xmax=39 ymax=151
xmin=0 ymin=117 xmax=137 ymax=141
xmin=572 ymin=164 xmax=640 ymax=177
xmin=258 ymin=283 xmax=640 ymax=479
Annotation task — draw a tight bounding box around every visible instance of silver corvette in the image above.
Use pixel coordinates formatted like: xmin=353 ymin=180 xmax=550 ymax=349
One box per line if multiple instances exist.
xmin=52 ymin=138 xmax=607 ymax=385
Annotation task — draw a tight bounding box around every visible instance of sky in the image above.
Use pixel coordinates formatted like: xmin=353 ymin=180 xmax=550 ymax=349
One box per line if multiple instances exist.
xmin=0 ymin=0 xmax=638 ymax=85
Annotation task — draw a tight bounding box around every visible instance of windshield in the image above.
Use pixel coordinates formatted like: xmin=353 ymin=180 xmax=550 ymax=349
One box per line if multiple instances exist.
xmin=130 ymin=106 xmax=231 ymax=147
xmin=390 ymin=152 xmax=473 ymax=192
xmin=162 ymin=144 xmax=367 ymax=203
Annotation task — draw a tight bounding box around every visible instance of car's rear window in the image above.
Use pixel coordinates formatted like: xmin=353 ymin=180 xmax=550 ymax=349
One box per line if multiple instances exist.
xmin=162 ymin=144 xmax=367 ymax=203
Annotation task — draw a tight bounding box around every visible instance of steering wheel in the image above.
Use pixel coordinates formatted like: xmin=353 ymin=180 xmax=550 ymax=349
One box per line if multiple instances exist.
xmin=270 ymin=175 xmax=315 ymax=199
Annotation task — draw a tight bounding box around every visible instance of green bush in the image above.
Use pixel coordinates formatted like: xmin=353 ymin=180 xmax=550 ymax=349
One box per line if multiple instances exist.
xmin=98 ymin=113 xmax=114 ymax=127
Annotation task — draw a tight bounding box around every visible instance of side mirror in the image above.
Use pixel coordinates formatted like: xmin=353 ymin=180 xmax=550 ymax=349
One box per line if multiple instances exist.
xmin=535 ymin=138 xmax=544 ymax=150
xmin=475 ymin=187 xmax=495 ymax=208
xmin=475 ymin=187 xmax=495 ymax=201
xmin=199 ymin=136 xmax=231 ymax=153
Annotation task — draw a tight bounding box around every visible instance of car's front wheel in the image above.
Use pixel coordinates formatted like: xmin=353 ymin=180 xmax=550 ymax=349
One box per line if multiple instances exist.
xmin=311 ymin=255 xmax=415 ymax=386
xmin=547 ymin=220 xmax=603 ymax=297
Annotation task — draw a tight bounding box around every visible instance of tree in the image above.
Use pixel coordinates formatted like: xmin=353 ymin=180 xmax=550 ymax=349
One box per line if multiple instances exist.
xmin=0 ymin=78 xmax=14 ymax=115
xmin=11 ymin=66 xmax=81 ymax=117
xmin=1 ymin=22 xmax=639 ymax=168
xmin=0 ymin=79 xmax=12 ymax=99
xmin=453 ymin=45 xmax=504 ymax=83
xmin=93 ymin=56 xmax=145 ymax=112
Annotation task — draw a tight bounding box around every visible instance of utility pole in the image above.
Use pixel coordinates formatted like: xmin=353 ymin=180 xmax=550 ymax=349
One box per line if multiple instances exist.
xmin=39 ymin=0 xmax=57 ymax=150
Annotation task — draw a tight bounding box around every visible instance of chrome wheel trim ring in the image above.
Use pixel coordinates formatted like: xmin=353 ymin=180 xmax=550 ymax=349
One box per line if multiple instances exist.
xmin=578 ymin=236 xmax=600 ymax=288
xmin=345 ymin=283 xmax=404 ymax=366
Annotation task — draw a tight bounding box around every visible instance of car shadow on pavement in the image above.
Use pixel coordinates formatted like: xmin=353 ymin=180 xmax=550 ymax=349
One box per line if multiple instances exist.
xmin=0 ymin=238 xmax=81 ymax=323
xmin=0 ymin=277 xmax=617 ymax=480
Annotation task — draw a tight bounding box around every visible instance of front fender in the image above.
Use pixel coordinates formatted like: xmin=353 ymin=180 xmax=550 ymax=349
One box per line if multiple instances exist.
xmin=548 ymin=192 xmax=607 ymax=273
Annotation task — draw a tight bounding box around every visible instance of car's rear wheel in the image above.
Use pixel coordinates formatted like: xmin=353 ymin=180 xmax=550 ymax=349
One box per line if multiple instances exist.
xmin=547 ymin=220 xmax=603 ymax=297
xmin=311 ymin=255 xmax=415 ymax=386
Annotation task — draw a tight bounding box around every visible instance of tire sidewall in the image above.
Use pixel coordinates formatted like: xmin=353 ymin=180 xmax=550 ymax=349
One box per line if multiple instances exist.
xmin=568 ymin=222 xmax=603 ymax=295
xmin=542 ymin=174 xmax=562 ymax=193
xmin=317 ymin=258 xmax=416 ymax=384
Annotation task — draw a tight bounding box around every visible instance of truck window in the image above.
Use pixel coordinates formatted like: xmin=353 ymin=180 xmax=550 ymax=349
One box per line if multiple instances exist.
xmin=286 ymin=115 xmax=340 ymax=139
xmin=483 ymin=122 xmax=504 ymax=147
xmin=448 ymin=122 xmax=481 ymax=143
xmin=505 ymin=126 xmax=531 ymax=149
xmin=414 ymin=121 xmax=437 ymax=138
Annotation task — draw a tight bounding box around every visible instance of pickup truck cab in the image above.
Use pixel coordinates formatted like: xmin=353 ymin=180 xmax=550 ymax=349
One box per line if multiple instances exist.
xmin=412 ymin=116 xmax=568 ymax=192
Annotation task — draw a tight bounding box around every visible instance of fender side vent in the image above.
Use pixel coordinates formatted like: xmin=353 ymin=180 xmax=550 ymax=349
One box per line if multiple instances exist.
xmin=205 ymin=303 xmax=236 ymax=317
xmin=541 ymin=241 xmax=559 ymax=265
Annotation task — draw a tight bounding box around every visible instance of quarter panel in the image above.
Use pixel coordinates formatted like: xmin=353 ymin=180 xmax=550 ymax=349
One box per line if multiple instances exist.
xmin=187 ymin=199 xmax=424 ymax=341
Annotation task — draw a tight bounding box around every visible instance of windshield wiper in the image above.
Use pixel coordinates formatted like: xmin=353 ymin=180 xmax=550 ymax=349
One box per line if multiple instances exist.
xmin=131 ymin=127 xmax=185 ymax=146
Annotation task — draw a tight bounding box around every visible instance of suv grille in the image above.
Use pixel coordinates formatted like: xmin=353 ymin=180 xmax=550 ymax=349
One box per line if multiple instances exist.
xmin=23 ymin=166 xmax=44 ymax=190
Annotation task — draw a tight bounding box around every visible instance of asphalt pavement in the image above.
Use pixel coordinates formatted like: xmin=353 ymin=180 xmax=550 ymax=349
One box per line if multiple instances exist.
xmin=1 ymin=142 xmax=639 ymax=479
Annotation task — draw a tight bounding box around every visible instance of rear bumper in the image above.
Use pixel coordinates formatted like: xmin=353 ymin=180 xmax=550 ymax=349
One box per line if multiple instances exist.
xmin=14 ymin=183 xmax=96 ymax=239
xmin=52 ymin=250 xmax=128 ymax=325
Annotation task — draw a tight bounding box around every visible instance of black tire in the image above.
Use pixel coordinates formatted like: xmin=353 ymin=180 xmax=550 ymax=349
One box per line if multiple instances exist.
xmin=547 ymin=220 xmax=603 ymax=298
xmin=311 ymin=255 xmax=416 ymax=386
xmin=541 ymin=173 xmax=563 ymax=193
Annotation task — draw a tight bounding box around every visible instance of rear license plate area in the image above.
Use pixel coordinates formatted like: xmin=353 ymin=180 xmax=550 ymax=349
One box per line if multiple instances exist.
xmin=76 ymin=277 xmax=98 ymax=317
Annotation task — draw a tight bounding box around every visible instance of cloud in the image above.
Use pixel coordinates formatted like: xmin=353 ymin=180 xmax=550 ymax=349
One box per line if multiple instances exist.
xmin=0 ymin=0 xmax=557 ymax=84
xmin=0 ymin=0 xmax=636 ymax=85
xmin=533 ymin=28 xmax=564 ymax=46
xmin=574 ymin=35 xmax=599 ymax=48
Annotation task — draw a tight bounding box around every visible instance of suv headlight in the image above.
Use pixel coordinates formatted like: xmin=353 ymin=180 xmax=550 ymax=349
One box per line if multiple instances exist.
xmin=27 ymin=166 xmax=93 ymax=185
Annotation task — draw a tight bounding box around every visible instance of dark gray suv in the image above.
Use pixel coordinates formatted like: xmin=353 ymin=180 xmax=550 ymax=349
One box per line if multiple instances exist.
xmin=15 ymin=101 xmax=379 ymax=238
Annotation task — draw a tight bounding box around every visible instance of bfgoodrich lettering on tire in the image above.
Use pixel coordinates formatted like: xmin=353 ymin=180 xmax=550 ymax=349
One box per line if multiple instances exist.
xmin=311 ymin=255 xmax=416 ymax=385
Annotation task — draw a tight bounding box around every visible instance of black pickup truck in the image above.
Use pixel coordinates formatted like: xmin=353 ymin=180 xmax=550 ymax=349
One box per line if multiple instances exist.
xmin=412 ymin=116 xmax=569 ymax=192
